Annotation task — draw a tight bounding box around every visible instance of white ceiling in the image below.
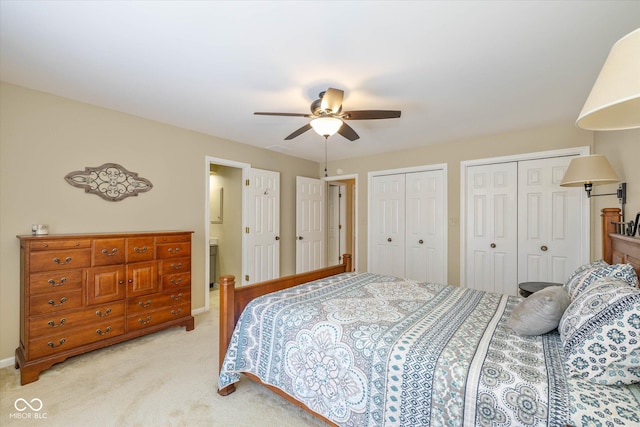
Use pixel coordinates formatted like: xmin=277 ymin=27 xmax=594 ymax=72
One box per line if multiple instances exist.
xmin=1 ymin=1 xmax=639 ymax=163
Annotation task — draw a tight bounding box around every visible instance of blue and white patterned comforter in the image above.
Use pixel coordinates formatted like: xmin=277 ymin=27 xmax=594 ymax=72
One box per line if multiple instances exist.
xmin=219 ymin=273 xmax=640 ymax=426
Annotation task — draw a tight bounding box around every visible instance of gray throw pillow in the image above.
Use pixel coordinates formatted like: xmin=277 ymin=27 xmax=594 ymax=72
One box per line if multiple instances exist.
xmin=507 ymin=286 xmax=570 ymax=336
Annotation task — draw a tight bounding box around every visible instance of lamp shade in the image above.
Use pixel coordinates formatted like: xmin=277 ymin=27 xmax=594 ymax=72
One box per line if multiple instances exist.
xmin=560 ymin=154 xmax=619 ymax=187
xmin=576 ymin=28 xmax=640 ymax=130
xmin=310 ymin=117 xmax=343 ymax=137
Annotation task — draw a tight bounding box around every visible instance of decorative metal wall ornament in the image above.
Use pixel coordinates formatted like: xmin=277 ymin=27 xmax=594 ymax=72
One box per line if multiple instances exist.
xmin=65 ymin=163 xmax=153 ymax=202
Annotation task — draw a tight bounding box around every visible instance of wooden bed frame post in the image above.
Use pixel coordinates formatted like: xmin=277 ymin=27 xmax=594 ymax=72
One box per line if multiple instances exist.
xmin=602 ymin=208 xmax=621 ymax=263
xmin=218 ymin=275 xmax=236 ymax=396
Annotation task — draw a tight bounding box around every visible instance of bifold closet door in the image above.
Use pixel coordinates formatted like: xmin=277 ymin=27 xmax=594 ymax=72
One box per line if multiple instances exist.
xmin=405 ymin=170 xmax=445 ymax=283
xmin=466 ymin=162 xmax=518 ymax=294
xmin=518 ymin=156 xmax=583 ymax=283
xmin=370 ymin=174 xmax=405 ymax=277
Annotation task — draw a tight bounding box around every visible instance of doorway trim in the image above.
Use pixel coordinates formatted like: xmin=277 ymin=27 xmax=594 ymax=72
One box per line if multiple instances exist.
xmin=204 ymin=156 xmax=251 ymax=312
xmin=324 ymin=173 xmax=358 ymax=272
xmin=459 ymin=146 xmax=590 ymax=288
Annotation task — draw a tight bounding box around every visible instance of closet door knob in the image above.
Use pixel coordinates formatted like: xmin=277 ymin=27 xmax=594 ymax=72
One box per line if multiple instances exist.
xmin=298 ymin=236 xmax=303 ymax=240
xmin=387 ymin=238 xmax=392 ymax=242
xmin=490 ymin=243 xmax=496 ymax=248
xmin=541 ymin=245 xmax=548 ymax=252
xmin=418 ymin=240 xmax=424 ymax=244
xmin=275 ymin=236 xmax=280 ymax=241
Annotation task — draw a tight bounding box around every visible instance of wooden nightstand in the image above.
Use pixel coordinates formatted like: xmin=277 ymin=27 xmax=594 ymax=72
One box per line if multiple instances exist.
xmin=518 ymin=282 xmax=562 ymax=298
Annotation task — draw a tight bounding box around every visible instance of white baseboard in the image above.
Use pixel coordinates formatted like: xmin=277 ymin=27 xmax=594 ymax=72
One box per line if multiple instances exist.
xmin=0 ymin=356 xmax=15 ymax=369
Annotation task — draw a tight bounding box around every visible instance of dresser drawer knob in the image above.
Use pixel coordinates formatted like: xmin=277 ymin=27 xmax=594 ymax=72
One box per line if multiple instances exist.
xmin=138 ymin=316 xmax=152 ymax=325
xmin=171 ymin=263 xmax=183 ymax=270
xmin=47 ymin=339 xmax=66 ymax=349
xmin=171 ymin=309 xmax=182 ymax=316
xmin=96 ymin=326 xmax=112 ymax=336
xmin=47 ymin=277 xmax=67 ymax=287
xmin=53 ymin=257 xmax=72 ymax=265
xmin=101 ymin=248 xmax=118 ymax=256
xmin=47 ymin=318 xmax=67 ymax=328
xmin=134 ymin=246 xmax=148 ymax=253
xmin=138 ymin=300 xmax=152 ymax=308
xmin=171 ymin=293 xmax=183 ymax=301
xmin=170 ymin=278 xmax=183 ymax=285
xmin=168 ymin=247 xmax=180 ymax=254
xmin=96 ymin=308 xmax=112 ymax=317
xmin=48 ymin=297 xmax=68 ymax=307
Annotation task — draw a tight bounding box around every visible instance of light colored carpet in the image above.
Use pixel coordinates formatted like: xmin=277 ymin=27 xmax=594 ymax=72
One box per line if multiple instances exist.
xmin=0 ymin=289 xmax=326 ymax=426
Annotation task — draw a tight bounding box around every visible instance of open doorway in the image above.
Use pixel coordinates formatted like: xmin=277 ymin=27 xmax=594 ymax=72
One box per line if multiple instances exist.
xmin=325 ymin=174 xmax=357 ymax=271
xmin=204 ymin=156 xmax=249 ymax=311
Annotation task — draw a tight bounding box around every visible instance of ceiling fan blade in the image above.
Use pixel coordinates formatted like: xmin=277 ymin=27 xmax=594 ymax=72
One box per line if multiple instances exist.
xmin=337 ymin=122 xmax=360 ymax=141
xmin=343 ymin=110 xmax=401 ymax=120
xmin=284 ymin=123 xmax=313 ymax=140
xmin=321 ymin=88 xmax=344 ymax=114
xmin=254 ymin=112 xmax=312 ymax=117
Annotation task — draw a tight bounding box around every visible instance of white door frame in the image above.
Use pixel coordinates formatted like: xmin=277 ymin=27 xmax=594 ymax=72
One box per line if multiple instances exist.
xmin=325 ymin=173 xmax=359 ymax=272
xmin=367 ymin=164 xmax=448 ymax=282
xmin=459 ymin=146 xmax=590 ymax=288
xmin=203 ymin=156 xmax=251 ymax=313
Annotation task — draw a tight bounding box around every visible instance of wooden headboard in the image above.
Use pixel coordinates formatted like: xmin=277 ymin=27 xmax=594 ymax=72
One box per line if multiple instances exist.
xmin=602 ymin=208 xmax=640 ymax=277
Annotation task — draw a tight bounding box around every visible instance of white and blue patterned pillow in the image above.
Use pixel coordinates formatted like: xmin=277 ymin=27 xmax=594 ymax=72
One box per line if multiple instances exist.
xmin=564 ymin=262 xmax=637 ymax=300
xmin=559 ymin=277 xmax=640 ymax=385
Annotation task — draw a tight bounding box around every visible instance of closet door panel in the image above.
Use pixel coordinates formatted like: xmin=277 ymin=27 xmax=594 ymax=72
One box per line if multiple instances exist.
xmin=370 ymin=174 xmax=405 ymax=277
xmin=518 ymin=157 xmax=582 ymax=284
xmin=466 ymin=163 xmax=518 ymax=294
xmin=405 ymin=170 xmax=445 ymax=283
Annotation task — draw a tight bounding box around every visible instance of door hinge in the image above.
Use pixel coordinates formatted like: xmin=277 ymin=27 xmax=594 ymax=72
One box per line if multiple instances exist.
xmin=339 ymin=224 xmax=342 ymax=230
xmin=339 ymin=192 xmax=342 ymax=198
xmin=245 ymin=179 xmax=250 ymax=186
xmin=245 ymin=275 xmax=249 ymax=281
xmin=245 ymin=227 xmax=250 ymax=234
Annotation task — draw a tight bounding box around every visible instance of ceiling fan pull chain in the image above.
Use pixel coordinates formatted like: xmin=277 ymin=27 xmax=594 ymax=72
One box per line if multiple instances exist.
xmin=324 ymin=136 xmax=328 ymax=177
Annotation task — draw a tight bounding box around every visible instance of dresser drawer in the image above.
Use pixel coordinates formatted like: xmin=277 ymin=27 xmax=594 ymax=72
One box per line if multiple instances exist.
xmin=156 ymin=242 xmax=191 ymax=259
xmin=126 ymin=237 xmax=155 ymax=262
xmin=28 ymin=318 xmax=125 ymax=359
xmin=92 ymin=238 xmax=126 ymax=266
xmin=156 ymin=234 xmax=191 ymax=244
xmin=30 ymin=249 xmax=91 ymax=273
xmin=29 ymin=239 xmax=92 ymax=251
xmin=127 ymin=289 xmax=190 ymax=315
xmin=29 ymin=290 xmax=83 ymax=315
xmin=159 ymin=258 xmax=191 ymax=275
xmin=161 ymin=272 xmax=191 ymax=291
xmin=127 ymin=302 xmax=191 ymax=332
xmin=29 ymin=302 xmax=125 ymax=339
xmin=29 ymin=270 xmax=83 ymax=295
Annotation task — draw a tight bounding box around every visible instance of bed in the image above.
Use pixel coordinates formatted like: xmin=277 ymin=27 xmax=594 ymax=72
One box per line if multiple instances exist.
xmin=218 ymin=210 xmax=640 ymax=426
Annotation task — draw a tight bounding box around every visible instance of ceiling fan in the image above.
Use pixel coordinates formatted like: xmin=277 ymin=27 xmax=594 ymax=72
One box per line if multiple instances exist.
xmin=254 ymin=88 xmax=401 ymax=141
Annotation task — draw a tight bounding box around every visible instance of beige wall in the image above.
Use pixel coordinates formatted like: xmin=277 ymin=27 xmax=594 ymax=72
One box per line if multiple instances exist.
xmin=0 ymin=82 xmax=319 ymax=361
xmin=325 ymin=123 xmax=599 ymax=283
xmin=592 ymin=128 xmax=640 ymax=260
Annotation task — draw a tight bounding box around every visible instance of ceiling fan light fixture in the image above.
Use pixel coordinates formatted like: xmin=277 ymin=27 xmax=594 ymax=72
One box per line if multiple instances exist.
xmin=310 ymin=116 xmax=343 ymax=137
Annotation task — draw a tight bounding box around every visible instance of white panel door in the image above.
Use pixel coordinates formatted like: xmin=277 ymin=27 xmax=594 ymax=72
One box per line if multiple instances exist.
xmin=466 ymin=163 xmax=518 ymax=294
xmin=370 ymin=174 xmax=405 ymax=277
xmin=243 ymin=168 xmax=280 ymax=285
xmin=518 ymin=156 xmax=584 ymax=283
xmin=405 ymin=170 xmax=445 ymax=283
xmin=296 ymin=176 xmax=326 ymax=273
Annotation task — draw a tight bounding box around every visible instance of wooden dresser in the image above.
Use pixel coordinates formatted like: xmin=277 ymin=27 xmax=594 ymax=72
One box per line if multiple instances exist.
xmin=15 ymin=231 xmax=195 ymax=385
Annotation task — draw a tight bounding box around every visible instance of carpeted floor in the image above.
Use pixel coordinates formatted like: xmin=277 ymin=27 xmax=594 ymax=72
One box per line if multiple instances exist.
xmin=0 ymin=289 xmax=326 ymax=426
